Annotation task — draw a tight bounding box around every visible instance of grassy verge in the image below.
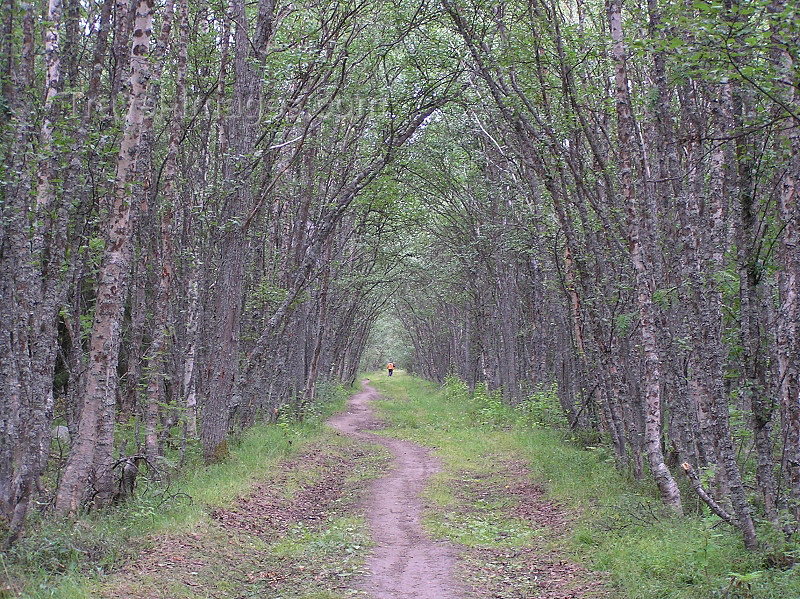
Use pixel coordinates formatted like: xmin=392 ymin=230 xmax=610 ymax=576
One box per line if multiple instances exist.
xmin=3 ymin=384 xmax=385 ymax=599
xmin=94 ymin=430 xmax=390 ymax=599
xmin=367 ymin=371 xmax=800 ymax=599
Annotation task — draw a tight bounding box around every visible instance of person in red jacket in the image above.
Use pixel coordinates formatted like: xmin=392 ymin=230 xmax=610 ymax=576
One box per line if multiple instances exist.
xmin=387 ymin=361 xmax=394 ymax=376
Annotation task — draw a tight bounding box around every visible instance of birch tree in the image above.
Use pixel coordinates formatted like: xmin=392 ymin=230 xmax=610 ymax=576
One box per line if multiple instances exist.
xmin=55 ymin=0 xmax=159 ymax=514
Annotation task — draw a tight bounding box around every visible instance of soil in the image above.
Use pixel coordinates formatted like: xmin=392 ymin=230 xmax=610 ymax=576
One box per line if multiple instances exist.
xmin=328 ymin=380 xmax=469 ymax=599
xmin=97 ymin=380 xmax=610 ymax=599
xmin=330 ymin=380 xmax=609 ymax=599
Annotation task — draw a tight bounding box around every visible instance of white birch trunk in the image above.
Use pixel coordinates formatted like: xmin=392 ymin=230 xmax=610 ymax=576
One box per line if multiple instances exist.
xmin=55 ymin=0 xmax=156 ymax=515
xmin=607 ymin=0 xmax=681 ymax=513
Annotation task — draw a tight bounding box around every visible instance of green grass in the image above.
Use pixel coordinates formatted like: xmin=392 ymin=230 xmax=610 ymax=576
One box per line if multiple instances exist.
xmin=367 ymin=371 xmax=800 ymax=599
xmin=4 ymin=387 xmax=354 ymax=599
xmin=11 ymin=373 xmax=799 ymax=599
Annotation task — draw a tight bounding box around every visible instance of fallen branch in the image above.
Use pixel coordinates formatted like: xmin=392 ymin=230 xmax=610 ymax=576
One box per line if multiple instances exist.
xmin=680 ymin=462 xmax=734 ymax=525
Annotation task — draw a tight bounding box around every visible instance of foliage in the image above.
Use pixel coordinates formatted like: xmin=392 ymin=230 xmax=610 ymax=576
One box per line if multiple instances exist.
xmin=515 ymin=383 xmax=566 ymax=429
xmin=439 ymin=375 xmax=567 ymax=430
xmin=470 ymin=382 xmax=511 ymax=427
xmin=442 ymin=373 xmax=470 ymax=402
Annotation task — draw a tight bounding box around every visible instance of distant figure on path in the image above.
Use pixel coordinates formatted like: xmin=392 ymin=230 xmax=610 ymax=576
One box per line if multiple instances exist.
xmin=387 ymin=361 xmax=394 ymax=376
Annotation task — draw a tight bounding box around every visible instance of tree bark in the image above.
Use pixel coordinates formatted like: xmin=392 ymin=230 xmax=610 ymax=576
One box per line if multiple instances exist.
xmin=704 ymin=81 xmax=757 ymax=549
xmin=55 ymin=0 xmax=156 ymax=515
xmin=607 ymin=0 xmax=681 ymax=513
xmin=1 ymin=1 xmax=70 ymax=542
xmin=144 ymin=0 xmax=185 ymax=462
xmin=201 ymin=0 xmax=266 ymax=461
xmin=734 ymin=86 xmax=778 ymax=521
xmin=301 ymin=236 xmax=334 ymax=410
xmin=768 ymin=0 xmax=800 ymax=525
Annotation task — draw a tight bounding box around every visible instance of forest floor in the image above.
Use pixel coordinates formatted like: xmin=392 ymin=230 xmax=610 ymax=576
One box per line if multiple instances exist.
xmin=94 ymin=378 xmax=610 ymax=599
xmin=12 ymin=373 xmax=797 ymax=599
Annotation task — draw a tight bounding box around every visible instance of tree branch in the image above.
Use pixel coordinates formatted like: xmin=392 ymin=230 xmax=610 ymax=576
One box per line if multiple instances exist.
xmin=681 ymin=462 xmax=735 ymax=525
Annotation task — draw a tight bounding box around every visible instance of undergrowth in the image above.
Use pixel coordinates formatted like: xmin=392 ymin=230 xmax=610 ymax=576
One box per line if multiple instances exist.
xmin=368 ymin=371 xmax=800 ymax=599
xmin=2 ymin=384 xmax=352 ymax=599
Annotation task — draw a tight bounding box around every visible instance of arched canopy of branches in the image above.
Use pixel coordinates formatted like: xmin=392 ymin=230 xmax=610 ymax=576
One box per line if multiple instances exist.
xmin=1 ymin=0 xmax=797 ymax=551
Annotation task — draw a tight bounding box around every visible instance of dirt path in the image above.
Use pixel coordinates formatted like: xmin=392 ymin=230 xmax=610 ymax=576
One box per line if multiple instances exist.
xmin=328 ymin=380 xmax=468 ymax=599
xmin=93 ymin=380 xmax=608 ymax=599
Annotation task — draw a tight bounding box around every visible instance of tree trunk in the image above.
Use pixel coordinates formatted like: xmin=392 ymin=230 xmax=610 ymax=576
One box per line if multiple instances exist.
xmin=301 ymin=236 xmax=334 ymax=410
xmin=704 ymin=82 xmax=757 ymax=549
xmin=144 ymin=0 xmax=185 ymax=462
xmin=607 ymin=0 xmax=681 ymax=513
xmin=201 ymin=0 xmax=261 ymax=461
xmin=768 ymin=0 xmax=800 ymax=525
xmin=1 ymin=1 xmax=69 ymax=542
xmin=55 ymin=0 xmax=156 ymax=515
xmin=734 ymin=85 xmax=778 ymax=521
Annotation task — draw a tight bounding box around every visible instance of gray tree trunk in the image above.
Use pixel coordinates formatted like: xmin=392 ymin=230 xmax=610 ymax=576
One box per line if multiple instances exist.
xmin=607 ymin=0 xmax=682 ymax=513
xmin=55 ymin=0 xmax=156 ymax=515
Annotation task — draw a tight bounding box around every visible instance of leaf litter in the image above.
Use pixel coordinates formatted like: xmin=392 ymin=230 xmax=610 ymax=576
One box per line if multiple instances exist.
xmin=96 ymin=385 xmax=611 ymax=599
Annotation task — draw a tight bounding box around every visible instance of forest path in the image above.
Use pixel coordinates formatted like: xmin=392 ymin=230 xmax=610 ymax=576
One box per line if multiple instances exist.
xmin=327 ymin=380 xmax=468 ymax=599
xmin=95 ymin=378 xmax=609 ymax=599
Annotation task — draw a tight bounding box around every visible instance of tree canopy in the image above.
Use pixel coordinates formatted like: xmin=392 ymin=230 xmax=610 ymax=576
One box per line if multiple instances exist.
xmin=1 ymin=0 xmax=798 ymax=554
